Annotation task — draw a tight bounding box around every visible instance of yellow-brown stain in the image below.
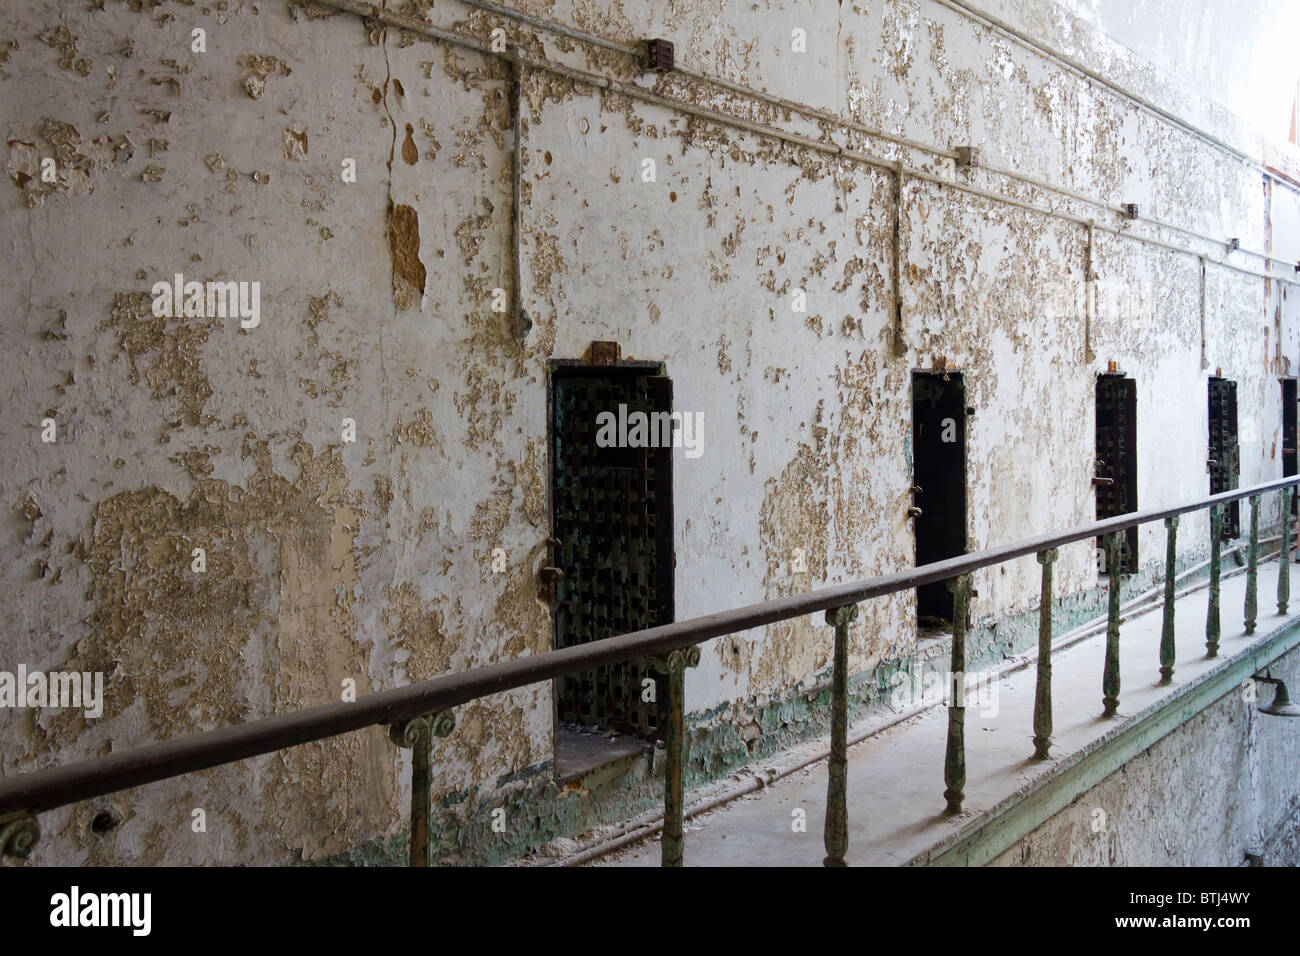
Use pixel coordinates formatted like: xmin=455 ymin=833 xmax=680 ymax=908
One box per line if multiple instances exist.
xmin=388 ymin=202 xmax=426 ymax=309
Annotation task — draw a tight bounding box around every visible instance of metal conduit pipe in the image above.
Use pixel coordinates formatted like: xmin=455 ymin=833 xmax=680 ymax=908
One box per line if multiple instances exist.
xmin=929 ymin=0 xmax=1300 ymax=195
xmin=450 ymin=0 xmax=964 ymax=162
xmin=450 ymin=0 xmax=1299 ymax=271
xmin=309 ymin=0 xmax=1300 ymax=289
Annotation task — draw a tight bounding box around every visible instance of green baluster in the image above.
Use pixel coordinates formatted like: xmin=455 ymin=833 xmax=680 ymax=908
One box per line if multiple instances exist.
xmin=1278 ymin=488 xmax=1291 ymax=615
xmin=656 ymin=646 xmax=699 ymax=867
xmin=1102 ymin=531 xmax=1122 ymax=717
xmin=1032 ymin=549 xmax=1056 ymax=759
xmin=1207 ymin=504 xmax=1222 ymax=657
xmin=1159 ymin=516 xmax=1178 ymax=683
xmin=387 ymin=708 xmax=455 ymax=867
xmin=0 ymin=811 xmax=40 ymax=861
xmin=943 ymin=574 xmax=973 ymax=814
xmin=1245 ymin=496 xmax=1260 ymax=635
xmin=823 ymin=604 xmax=858 ymax=866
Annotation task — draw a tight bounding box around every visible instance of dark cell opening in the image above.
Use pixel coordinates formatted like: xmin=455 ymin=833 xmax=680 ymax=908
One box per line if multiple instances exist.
xmin=1208 ymin=377 xmax=1240 ymax=537
xmin=912 ymin=371 xmax=968 ymax=629
xmin=1095 ymin=374 xmax=1138 ymax=573
xmin=1283 ymin=379 xmax=1297 ymax=515
xmin=550 ymin=365 xmax=673 ymax=741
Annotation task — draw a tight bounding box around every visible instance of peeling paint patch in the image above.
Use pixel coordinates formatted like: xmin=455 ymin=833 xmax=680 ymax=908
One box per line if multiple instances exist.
xmin=39 ymin=24 xmax=91 ymax=76
xmin=283 ymin=123 xmax=309 ymax=161
xmin=241 ymin=54 xmax=291 ymax=100
xmin=103 ymin=291 xmax=214 ymax=429
xmin=383 ymin=580 xmax=451 ymax=680
xmin=8 ymin=119 xmax=126 ymax=203
xmin=391 ymin=407 xmax=441 ymax=450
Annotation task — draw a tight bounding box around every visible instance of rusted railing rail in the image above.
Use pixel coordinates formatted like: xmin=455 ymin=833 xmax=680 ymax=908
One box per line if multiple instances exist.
xmin=2 ymin=476 xmax=1297 ymax=866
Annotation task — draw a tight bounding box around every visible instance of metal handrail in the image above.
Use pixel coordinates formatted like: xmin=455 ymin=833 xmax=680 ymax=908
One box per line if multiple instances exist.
xmin=2 ymin=474 xmax=1298 ymax=865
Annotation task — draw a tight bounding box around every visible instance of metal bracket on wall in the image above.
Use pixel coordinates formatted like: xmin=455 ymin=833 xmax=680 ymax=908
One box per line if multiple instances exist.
xmin=644 ymin=38 xmax=674 ymax=72
xmin=588 ymin=340 xmax=621 ymax=366
xmin=539 ymin=537 xmax=563 ymax=605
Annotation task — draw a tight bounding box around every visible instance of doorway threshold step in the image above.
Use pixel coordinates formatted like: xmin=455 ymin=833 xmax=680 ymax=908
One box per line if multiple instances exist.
xmin=554 ymin=725 xmax=653 ymax=785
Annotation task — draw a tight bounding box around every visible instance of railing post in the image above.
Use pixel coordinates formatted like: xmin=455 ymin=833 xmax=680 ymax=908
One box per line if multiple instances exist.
xmin=1102 ymin=531 xmax=1122 ymax=717
xmin=1159 ymin=516 xmax=1178 ymax=683
xmin=943 ymin=574 xmax=973 ymax=814
xmin=1032 ymin=549 xmax=1056 ymax=759
xmin=0 ymin=811 xmax=40 ymax=861
xmin=1280 ymin=487 xmax=1292 ymax=615
xmin=823 ymin=603 xmax=858 ymax=867
xmin=656 ymin=646 xmax=699 ymax=868
xmin=1207 ymin=503 xmax=1222 ymax=657
xmin=387 ymin=708 xmax=455 ymax=867
xmin=1245 ymin=495 xmax=1260 ymax=634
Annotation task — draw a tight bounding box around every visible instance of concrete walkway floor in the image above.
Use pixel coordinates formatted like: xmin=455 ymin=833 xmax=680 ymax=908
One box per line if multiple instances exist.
xmin=593 ymin=559 xmax=1299 ymax=866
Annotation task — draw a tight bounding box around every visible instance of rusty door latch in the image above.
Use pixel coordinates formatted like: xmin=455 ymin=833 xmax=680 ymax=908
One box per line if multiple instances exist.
xmin=908 ymin=485 xmax=922 ymax=519
xmin=539 ymin=537 xmax=563 ymax=602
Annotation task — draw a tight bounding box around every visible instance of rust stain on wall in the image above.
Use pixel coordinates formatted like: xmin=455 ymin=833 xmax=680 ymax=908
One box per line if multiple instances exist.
xmin=388 ymin=202 xmax=426 ymax=309
xmin=401 ymin=122 xmax=418 ymax=165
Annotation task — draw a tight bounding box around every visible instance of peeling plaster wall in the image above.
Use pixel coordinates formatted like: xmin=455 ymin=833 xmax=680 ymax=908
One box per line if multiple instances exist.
xmin=1058 ymin=0 xmax=1300 ymax=146
xmin=2 ymin=0 xmax=1298 ymax=864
